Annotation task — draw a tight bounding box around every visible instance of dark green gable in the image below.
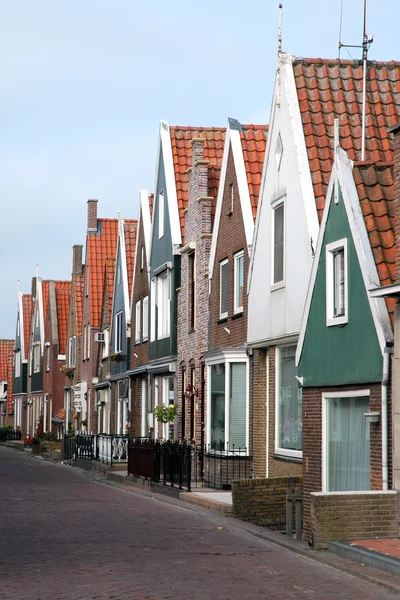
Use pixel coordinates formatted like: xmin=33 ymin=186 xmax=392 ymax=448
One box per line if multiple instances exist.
xmin=298 ymin=186 xmax=382 ymax=387
xmin=149 ymin=151 xmax=179 ymax=361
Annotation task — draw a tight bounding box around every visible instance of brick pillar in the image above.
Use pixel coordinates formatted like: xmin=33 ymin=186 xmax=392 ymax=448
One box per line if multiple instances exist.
xmin=87 ymin=199 xmax=98 ymax=232
xmin=72 ymin=245 xmax=83 ymax=277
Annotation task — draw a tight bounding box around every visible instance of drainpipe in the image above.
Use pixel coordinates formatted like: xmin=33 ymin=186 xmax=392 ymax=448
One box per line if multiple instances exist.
xmin=382 ymin=346 xmax=393 ymax=491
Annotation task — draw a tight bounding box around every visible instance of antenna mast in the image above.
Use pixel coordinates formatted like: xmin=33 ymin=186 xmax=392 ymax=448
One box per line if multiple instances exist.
xmin=276 ymin=3 xmax=283 ymax=107
xmin=338 ymin=0 xmax=373 ymax=161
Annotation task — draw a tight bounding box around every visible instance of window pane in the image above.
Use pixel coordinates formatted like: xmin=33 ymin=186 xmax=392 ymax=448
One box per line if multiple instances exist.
xmin=326 ymin=396 xmax=370 ymax=491
xmin=220 ymin=262 xmax=228 ymax=316
xmin=235 ymin=254 xmax=244 ymax=311
xmin=210 ymin=364 xmax=225 ymax=449
xmin=278 ymin=346 xmax=302 ymax=451
xmin=274 ymin=204 xmax=284 ymax=283
xmin=334 ymin=249 xmax=345 ymax=317
xmin=229 ymin=362 xmax=246 ymax=449
xmin=143 ymin=296 xmax=149 ymax=339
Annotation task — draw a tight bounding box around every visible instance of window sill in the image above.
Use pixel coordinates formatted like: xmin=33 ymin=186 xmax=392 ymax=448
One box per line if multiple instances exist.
xmin=273 ymin=453 xmax=302 ymax=464
xmin=231 ymin=311 xmax=243 ymax=320
xmin=217 ymin=317 xmax=228 ymax=324
xmin=271 ymin=281 xmax=285 ymax=292
xmin=327 ymin=316 xmax=348 ymax=327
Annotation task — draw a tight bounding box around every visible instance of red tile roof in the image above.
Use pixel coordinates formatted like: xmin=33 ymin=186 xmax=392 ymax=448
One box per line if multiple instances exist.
xmin=240 ymin=125 xmax=268 ymax=220
xmin=353 ymin=161 xmax=395 ymax=321
xmin=0 ymin=340 xmax=14 ymax=414
xmin=105 ymin=258 xmax=116 ymax=327
xmin=73 ymin=272 xmax=85 ymax=336
xmin=124 ymin=220 xmax=138 ymax=300
xmin=170 ymin=127 xmax=226 ymax=241
xmin=55 ymin=284 xmax=71 ymax=355
xmin=22 ymin=294 xmax=33 ymax=359
xmin=41 ymin=280 xmax=49 ymax=334
xmin=86 ymin=219 xmax=119 ymax=326
xmin=293 ymin=59 xmax=400 ymax=221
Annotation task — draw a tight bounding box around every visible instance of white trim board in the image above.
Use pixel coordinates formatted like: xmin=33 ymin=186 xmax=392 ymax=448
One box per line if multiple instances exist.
xmin=296 ymin=147 xmax=393 ymax=367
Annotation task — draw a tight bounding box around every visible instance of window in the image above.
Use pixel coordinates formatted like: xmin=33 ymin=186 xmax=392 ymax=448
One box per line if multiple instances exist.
xmin=188 ymin=252 xmax=196 ymax=330
xmin=33 ymin=343 xmax=40 ymax=373
xmin=29 ymin=348 xmax=32 ymax=377
xmin=15 ymin=351 xmax=21 ymax=378
xmin=135 ymin=301 xmax=141 ymax=343
xmin=115 ymin=312 xmax=123 ymax=353
xmin=326 ymin=238 xmax=348 ymax=326
xmin=234 ymin=251 xmax=244 ymax=314
xmin=46 ymin=344 xmax=50 ymax=372
xmin=36 ymin=308 xmax=39 ymax=328
xmin=323 ymin=391 xmax=370 ymax=492
xmin=68 ymin=336 xmax=76 ymax=367
xmin=157 ymin=272 xmax=170 ymax=339
xmin=141 ymin=246 xmax=144 ymax=271
xmin=208 ymin=358 xmax=248 ymax=451
xmin=102 ymin=329 xmax=109 ymax=359
xmin=275 ymin=134 xmax=283 ymax=170
xmin=16 ymin=319 xmax=20 ymax=338
xmin=85 ymin=266 xmax=89 ymax=297
xmin=219 ymin=259 xmax=228 ymax=319
xmin=276 ymin=346 xmax=302 ymax=458
xmin=87 ymin=325 xmax=91 ymax=359
xmin=229 ymin=184 xmax=234 ymax=215
xmin=83 ymin=325 xmax=87 ymax=360
xmin=272 ymin=201 xmax=285 ymax=287
xmin=158 ymin=191 xmax=164 ymax=239
xmin=150 ymin=279 xmax=156 ymax=342
xmin=117 ymin=265 xmax=121 ymax=285
xmin=142 ymin=296 xmax=149 ymax=341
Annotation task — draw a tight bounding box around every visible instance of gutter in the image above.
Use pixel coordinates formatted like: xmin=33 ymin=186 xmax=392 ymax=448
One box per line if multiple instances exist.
xmin=382 ymin=346 xmax=393 ymax=491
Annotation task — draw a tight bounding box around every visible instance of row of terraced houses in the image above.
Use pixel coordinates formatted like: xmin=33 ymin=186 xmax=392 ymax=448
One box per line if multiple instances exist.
xmin=3 ymin=53 xmax=400 ymax=545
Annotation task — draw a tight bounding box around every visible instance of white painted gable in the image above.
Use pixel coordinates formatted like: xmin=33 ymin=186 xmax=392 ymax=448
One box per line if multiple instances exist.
xmin=247 ymin=54 xmax=319 ymax=346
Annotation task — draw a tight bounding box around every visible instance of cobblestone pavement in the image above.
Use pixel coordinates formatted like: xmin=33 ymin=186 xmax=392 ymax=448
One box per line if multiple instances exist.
xmin=1 ymin=447 xmax=399 ymax=600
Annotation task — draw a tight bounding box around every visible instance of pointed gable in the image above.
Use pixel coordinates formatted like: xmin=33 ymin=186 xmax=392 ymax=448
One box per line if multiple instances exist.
xmin=293 ymin=58 xmax=400 ymax=220
xmin=55 ymin=284 xmax=71 ymax=355
xmin=0 ymin=339 xmax=14 ymax=414
xmin=22 ymin=294 xmax=33 ymax=361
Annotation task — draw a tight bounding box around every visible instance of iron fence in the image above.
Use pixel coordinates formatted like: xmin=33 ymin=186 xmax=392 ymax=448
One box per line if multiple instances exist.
xmin=202 ymin=444 xmax=252 ymax=490
xmin=0 ymin=429 xmax=22 ymax=442
xmin=76 ymin=434 xmax=97 ymax=460
xmin=97 ymin=434 xmax=128 ymax=465
xmin=62 ymin=436 xmax=76 ymax=464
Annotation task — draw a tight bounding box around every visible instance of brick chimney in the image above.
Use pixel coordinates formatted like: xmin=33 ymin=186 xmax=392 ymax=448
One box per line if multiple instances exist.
xmin=72 ymin=245 xmax=83 ymax=277
xmin=87 ymin=199 xmax=98 ymax=232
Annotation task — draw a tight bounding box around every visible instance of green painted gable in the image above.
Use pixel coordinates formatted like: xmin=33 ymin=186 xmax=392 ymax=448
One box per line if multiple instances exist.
xmin=298 ymin=186 xmax=382 ymax=387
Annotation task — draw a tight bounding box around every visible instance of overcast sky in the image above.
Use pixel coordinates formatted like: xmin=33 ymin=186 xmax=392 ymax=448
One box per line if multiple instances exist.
xmin=0 ymin=0 xmax=397 ymax=338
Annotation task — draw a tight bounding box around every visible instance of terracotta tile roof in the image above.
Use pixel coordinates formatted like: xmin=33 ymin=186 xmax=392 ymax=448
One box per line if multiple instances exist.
xmin=73 ymin=272 xmax=85 ymax=336
xmin=55 ymin=284 xmax=71 ymax=355
xmin=240 ymin=125 xmax=268 ymax=220
xmin=87 ymin=219 xmax=118 ymax=326
xmin=170 ymin=127 xmax=226 ymax=241
xmin=124 ymin=220 xmax=138 ymax=300
xmin=0 ymin=340 xmax=14 ymax=414
xmin=293 ymin=58 xmax=400 ymax=221
xmin=41 ymin=280 xmax=49 ymax=333
xmin=105 ymin=258 xmax=116 ymax=327
xmin=22 ymin=294 xmax=33 ymax=359
xmin=353 ymin=161 xmax=395 ymax=320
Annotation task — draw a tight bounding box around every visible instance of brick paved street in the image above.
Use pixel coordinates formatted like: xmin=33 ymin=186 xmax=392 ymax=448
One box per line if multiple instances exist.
xmin=1 ymin=447 xmax=399 ymax=600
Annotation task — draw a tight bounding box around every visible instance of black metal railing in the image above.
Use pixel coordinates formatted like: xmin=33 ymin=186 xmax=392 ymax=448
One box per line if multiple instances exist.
xmin=0 ymin=429 xmax=22 ymax=442
xmin=127 ymin=437 xmax=154 ymax=479
xmin=76 ymin=434 xmax=97 ymax=460
xmin=202 ymin=443 xmax=252 ymax=490
xmin=63 ymin=436 xmax=76 ymax=464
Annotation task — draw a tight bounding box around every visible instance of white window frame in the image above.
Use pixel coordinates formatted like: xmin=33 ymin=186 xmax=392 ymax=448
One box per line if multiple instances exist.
xmin=150 ymin=279 xmax=156 ymax=342
xmin=326 ymin=238 xmax=348 ymax=327
xmin=271 ymin=198 xmax=285 ymax=290
xmin=206 ymin=352 xmax=249 ymax=452
xmin=274 ymin=345 xmax=303 ymax=460
xmin=158 ymin=191 xmax=164 ymax=239
xmin=322 ymin=389 xmax=370 ymax=492
xmin=135 ymin=300 xmax=141 ymax=343
xmin=157 ymin=271 xmax=170 ymax=340
xmin=15 ymin=351 xmax=21 ymax=378
xmin=219 ymin=259 xmax=228 ymax=320
xmin=234 ymin=250 xmax=244 ymax=314
xmin=102 ymin=329 xmax=109 ymax=359
xmin=142 ymin=296 xmax=149 ymax=341
xmin=141 ymin=246 xmax=144 ymax=271
xmin=33 ymin=343 xmax=40 ymax=374
xmin=68 ymin=335 xmax=76 ymax=368
xmin=87 ymin=325 xmax=91 ymax=359
xmin=115 ymin=312 xmax=123 ymax=353
xmin=83 ymin=325 xmax=87 ymax=360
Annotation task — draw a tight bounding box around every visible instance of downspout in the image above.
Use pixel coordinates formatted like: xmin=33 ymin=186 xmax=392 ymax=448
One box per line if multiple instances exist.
xmin=382 ymin=346 xmax=393 ymax=491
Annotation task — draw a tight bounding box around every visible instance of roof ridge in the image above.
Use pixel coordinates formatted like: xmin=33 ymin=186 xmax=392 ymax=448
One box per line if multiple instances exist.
xmin=293 ymin=56 xmax=400 ymax=67
xmin=170 ymin=125 xmax=226 ymax=131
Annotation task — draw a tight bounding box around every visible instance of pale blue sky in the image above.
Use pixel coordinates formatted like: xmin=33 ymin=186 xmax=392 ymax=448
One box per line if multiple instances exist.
xmin=0 ymin=0 xmax=397 ymax=337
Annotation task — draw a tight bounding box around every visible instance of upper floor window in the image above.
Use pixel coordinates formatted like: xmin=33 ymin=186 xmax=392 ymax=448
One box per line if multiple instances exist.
xmin=275 ymin=345 xmax=302 ymax=459
xmin=16 ymin=319 xmax=20 ymax=338
xmin=87 ymin=325 xmax=91 ymax=359
xmin=102 ymin=329 xmax=109 ymax=359
xmin=141 ymin=246 xmax=144 ymax=271
xmin=234 ymin=251 xmax=244 ymax=314
xmin=219 ymin=259 xmax=228 ymax=320
xmin=157 ymin=271 xmax=170 ymax=339
xmin=33 ymin=343 xmax=40 ymax=373
xmin=85 ymin=266 xmax=90 ymax=297
xmin=143 ymin=296 xmax=149 ymax=341
xmin=272 ymin=200 xmax=285 ymax=288
xmin=135 ymin=301 xmax=141 ymax=343
xmin=229 ymin=184 xmax=234 ymax=215
xmin=36 ymin=308 xmax=39 ymax=328
xmin=150 ymin=279 xmax=156 ymax=342
xmin=158 ymin=191 xmax=164 ymax=239
xmin=326 ymin=238 xmax=348 ymax=327
xmin=115 ymin=312 xmax=123 ymax=353
xmin=117 ymin=265 xmax=121 ymax=285
xmin=15 ymin=351 xmax=21 ymax=378
xmin=68 ymin=336 xmax=76 ymax=367
xmin=46 ymin=343 xmax=50 ymax=372
xmin=188 ymin=252 xmax=196 ymax=331
xmin=83 ymin=325 xmax=87 ymax=360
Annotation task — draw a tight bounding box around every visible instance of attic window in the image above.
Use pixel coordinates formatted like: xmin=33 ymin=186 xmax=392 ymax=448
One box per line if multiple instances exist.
xmin=326 ymin=238 xmax=348 ymax=327
xmin=159 ymin=191 xmax=164 ymax=239
xmin=275 ymin=134 xmax=283 ymax=170
xmin=141 ymin=246 xmax=144 ymax=271
xmin=228 ymin=184 xmax=234 ymax=216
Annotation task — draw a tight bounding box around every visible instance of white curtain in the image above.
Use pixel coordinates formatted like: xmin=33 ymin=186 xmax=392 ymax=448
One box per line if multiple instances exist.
xmin=326 ymin=396 xmax=370 ymax=491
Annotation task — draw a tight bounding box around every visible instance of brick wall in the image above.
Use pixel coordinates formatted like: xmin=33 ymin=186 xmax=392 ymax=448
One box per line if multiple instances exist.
xmin=311 ymin=491 xmax=398 ymax=550
xmin=177 ymin=138 xmax=214 ymax=444
xmin=232 ymin=476 xmax=303 ymax=528
xmin=209 ymin=147 xmax=247 ymax=351
xmin=303 ymin=382 xmax=384 ymax=542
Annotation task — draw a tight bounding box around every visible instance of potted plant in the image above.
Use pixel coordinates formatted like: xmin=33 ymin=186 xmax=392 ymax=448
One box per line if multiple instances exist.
xmin=153 ymin=404 xmax=178 ymax=424
xmin=110 ymin=352 xmax=121 ymax=362
xmin=60 ymin=365 xmax=75 ymax=377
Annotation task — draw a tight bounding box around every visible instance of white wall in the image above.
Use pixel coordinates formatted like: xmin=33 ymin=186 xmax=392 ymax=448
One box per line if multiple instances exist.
xmin=248 ymin=59 xmax=318 ymax=345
